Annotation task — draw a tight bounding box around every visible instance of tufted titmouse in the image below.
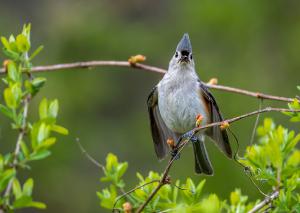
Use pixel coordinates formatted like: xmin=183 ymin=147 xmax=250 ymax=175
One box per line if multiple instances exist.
xmin=147 ymin=33 xmax=232 ymax=175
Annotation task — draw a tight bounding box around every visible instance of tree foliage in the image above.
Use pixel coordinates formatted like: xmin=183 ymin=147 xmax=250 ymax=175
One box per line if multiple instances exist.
xmin=97 ymin=117 xmax=300 ymax=212
xmin=0 ymin=25 xmax=68 ymax=211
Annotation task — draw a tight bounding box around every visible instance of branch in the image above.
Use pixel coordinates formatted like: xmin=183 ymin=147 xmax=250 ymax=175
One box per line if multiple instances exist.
xmin=3 ymin=95 xmax=31 ymax=199
xmin=135 ymin=107 xmax=299 ymax=213
xmin=248 ymin=190 xmax=279 ymax=213
xmin=0 ymin=60 xmax=295 ymax=102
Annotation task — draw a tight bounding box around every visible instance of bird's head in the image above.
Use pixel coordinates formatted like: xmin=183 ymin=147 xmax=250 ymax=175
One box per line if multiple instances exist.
xmin=169 ymin=33 xmax=194 ymax=71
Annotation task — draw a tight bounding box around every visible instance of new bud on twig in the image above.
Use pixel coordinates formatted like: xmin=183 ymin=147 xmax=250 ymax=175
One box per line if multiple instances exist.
xmin=3 ymin=60 xmax=10 ymax=73
xmin=164 ymin=175 xmax=171 ymax=184
xmin=167 ymin=138 xmax=175 ymax=149
xmin=195 ymin=114 xmax=203 ymax=127
xmin=122 ymin=202 xmax=132 ymax=213
xmin=207 ymin=78 xmax=218 ymax=85
xmin=128 ymin=54 xmax=146 ymax=65
xmin=220 ymin=121 xmax=230 ymax=130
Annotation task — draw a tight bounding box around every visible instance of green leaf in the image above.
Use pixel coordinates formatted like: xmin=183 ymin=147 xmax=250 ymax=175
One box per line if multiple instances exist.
xmin=0 ymin=104 xmax=13 ymax=119
xmin=136 ymin=172 xmax=144 ymax=182
xmin=97 ymin=185 xmax=117 ymax=209
xmin=4 ymin=87 xmax=17 ymax=109
xmin=31 ymin=77 xmax=46 ymax=90
xmin=2 ymin=48 xmax=20 ymax=61
xmin=9 ymin=35 xmax=15 ymax=42
xmin=37 ymin=123 xmax=50 ymax=144
xmin=29 ymin=150 xmax=51 ymax=161
xmin=13 ymin=196 xmax=46 ymax=209
xmin=230 ymin=189 xmax=240 ymax=205
xmin=173 ymin=180 xmax=180 ymax=202
xmin=257 ymin=118 xmax=275 ymax=136
xmin=7 ymin=61 xmax=20 ymax=83
xmin=36 ymin=137 xmax=56 ymax=150
xmin=106 ymin=153 xmax=118 ymax=172
xmin=13 ymin=195 xmax=32 ymax=209
xmin=16 ymin=34 xmax=30 ymax=52
xmin=1 ymin=36 xmax=10 ymax=49
xmin=198 ymin=194 xmax=222 ymax=213
xmin=12 ymin=179 xmax=22 ymax=199
xmin=0 ymin=155 xmax=3 ymax=172
xmin=29 ymin=45 xmax=44 ymax=61
xmin=195 ymin=179 xmax=206 ymax=200
xmin=4 ymin=84 xmax=22 ymax=109
xmin=51 ymin=125 xmax=69 ymax=135
xmin=0 ymin=169 xmax=16 ymax=192
xmin=23 ymin=178 xmax=33 ymax=196
xmin=290 ymin=116 xmax=300 ymax=122
xmin=287 ymin=150 xmax=300 ymax=167
xmin=20 ymin=141 xmax=30 ymax=158
xmin=30 ymin=123 xmax=39 ymax=149
xmin=27 ymin=77 xmax=47 ymax=96
xmin=28 ymin=201 xmax=46 ymax=209
xmin=39 ymin=98 xmax=48 ymax=119
xmin=48 ymin=99 xmax=59 ymax=118
xmin=116 ymin=162 xmax=128 ymax=179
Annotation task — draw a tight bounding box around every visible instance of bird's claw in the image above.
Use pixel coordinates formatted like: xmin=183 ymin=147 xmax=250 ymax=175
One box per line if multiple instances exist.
xmin=171 ymin=149 xmax=181 ymax=160
xmin=181 ymin=131 xmax=198 ymax=143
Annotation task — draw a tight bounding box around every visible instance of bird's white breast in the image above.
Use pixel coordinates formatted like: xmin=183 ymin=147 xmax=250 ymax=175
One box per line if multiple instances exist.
xmin=157 ymin=70 xmax=209 ymax=134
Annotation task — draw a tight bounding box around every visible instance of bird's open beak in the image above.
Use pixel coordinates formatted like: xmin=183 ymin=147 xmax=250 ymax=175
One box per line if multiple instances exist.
xmin=179 ymin=55 xmax=190 ymax=63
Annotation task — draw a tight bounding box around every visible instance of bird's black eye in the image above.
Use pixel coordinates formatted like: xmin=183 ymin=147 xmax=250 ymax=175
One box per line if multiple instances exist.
xmin=190 ymin=54 xmax=193 ymax=60
xmin=175 ymin=52 xmax=178 ymax=58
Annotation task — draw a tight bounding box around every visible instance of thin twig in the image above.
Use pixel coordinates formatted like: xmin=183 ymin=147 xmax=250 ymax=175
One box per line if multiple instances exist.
xmin=248 ymin=190 xmax=279 ymax=213
xmin=76 ymin=138 xmax=105 ymax=172
xmin=206 ymin=84 xmax=294 ymax=102
xmin=0 ymin=60 xmax=296 ymax=102
xmin=136 ymin=107 xmax=299 ymax=212
xmin=250 ymin=99 xmax=263 ymax=146
xmin=3 ymin=95 xmax=31 ymax=199
xmin=112 ymin=180 xmax=160 ymax=211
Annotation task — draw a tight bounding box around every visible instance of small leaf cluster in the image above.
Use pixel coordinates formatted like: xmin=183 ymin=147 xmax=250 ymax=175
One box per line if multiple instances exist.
xmin=0 ymin=24 xmax=68 ymax=212
xmin=223 ymin=189 xmax=258 ymax=213
xmin=282 ymin=86 xmax=300 ymax=122
xmin=98 ymin=118 xmax=300 ymax=212
xmin=97 ymin=153 xmax=225 ymax=213
xmin=240 ymin=118 xmax=300 ymax=212
xmin=97 ymin=153 xmax=128 ymax=209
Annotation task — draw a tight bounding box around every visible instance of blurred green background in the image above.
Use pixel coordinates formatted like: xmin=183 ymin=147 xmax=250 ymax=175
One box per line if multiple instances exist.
xmin=0 ymin=0 xmax=299 ymax=212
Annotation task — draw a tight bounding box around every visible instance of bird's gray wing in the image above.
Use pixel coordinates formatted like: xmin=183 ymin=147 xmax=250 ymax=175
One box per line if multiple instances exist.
xmin=198 ymin=82 xmax=232 ymax=158
xmin=147 ymin=86 xmax=177 ymax=160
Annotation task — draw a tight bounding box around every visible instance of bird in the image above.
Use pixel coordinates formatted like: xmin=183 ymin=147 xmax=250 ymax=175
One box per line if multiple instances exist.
xmin=147 ymin=33 xmax=232 ymax=175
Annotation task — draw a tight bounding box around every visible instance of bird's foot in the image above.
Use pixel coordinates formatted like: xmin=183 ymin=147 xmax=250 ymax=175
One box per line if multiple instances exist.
xmin=171 ymin=131 xmax=197 ymax=160
xmin=171 ymin=149 xmax=180 ymax=160
xmin=181 ymin=131 xmax=198 ymax=143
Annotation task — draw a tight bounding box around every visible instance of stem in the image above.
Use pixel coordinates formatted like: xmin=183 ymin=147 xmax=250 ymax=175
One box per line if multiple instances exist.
xmin=3 ymin=95 xmax=30 ymax=201
xmin=0 ymin=60 xmax=296 ymax=102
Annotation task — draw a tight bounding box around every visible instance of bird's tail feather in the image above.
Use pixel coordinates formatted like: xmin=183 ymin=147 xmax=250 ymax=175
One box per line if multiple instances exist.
xmin=192 ymin=139 xmax=213 ymax=175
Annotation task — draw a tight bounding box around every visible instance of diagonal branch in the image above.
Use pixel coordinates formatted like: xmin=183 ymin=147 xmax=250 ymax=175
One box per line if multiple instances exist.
xmin=0 ymin=60 xmax=296 ymax=102
xmin=248 ymin=190 xmax=279 ymax=213
xmin=135 ymin=107 xmax=299 ymax=213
